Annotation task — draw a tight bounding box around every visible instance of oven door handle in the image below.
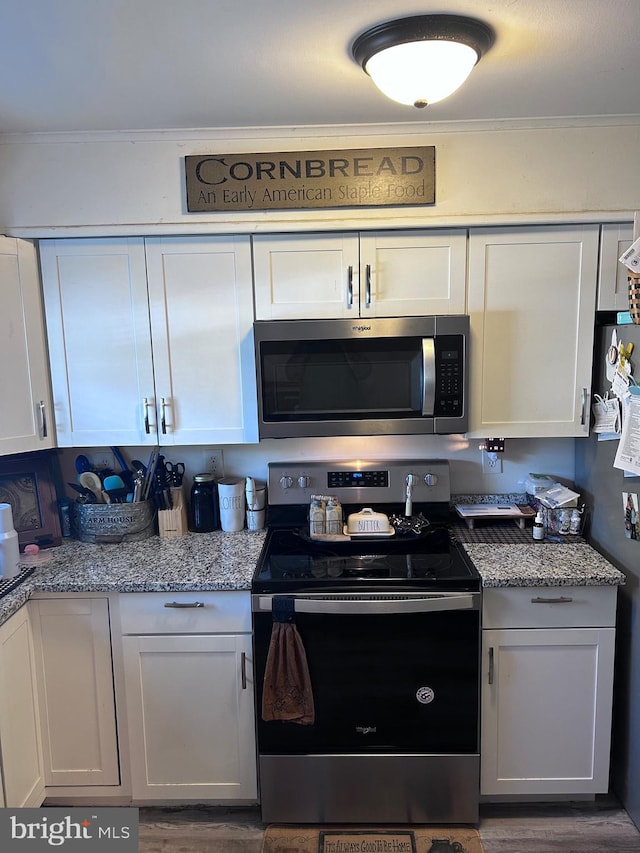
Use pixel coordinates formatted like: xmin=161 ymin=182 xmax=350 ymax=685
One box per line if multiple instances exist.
xmin=253 ymin=593 xmax=478 ymax=615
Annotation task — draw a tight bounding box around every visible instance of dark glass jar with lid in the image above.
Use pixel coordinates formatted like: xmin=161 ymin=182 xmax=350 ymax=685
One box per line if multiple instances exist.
xmin=190 ymin=473 xmax=220 ymax=532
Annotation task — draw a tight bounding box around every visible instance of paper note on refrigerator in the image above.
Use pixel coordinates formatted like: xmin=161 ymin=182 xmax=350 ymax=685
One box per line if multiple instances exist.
xmin=614 ymin=393 xmax=640 ymax=476
xmin=619 ymin=236 xmax=640 ymax=273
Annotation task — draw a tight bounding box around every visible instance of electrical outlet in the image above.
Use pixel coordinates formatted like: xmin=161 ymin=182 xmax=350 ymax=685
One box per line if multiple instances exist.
xmin=91 ymin=450 xmax=115 ymax=472
xmin=208 ymin=449 xmax=224 ymax=478
xmin=482 ymin=449 xmax=503 ymax=474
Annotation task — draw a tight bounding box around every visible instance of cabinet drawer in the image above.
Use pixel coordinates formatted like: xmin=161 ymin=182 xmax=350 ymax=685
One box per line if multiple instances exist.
xmin=119 ymin=591 xmax=251 ymax=634
xmin=482 ymin=586 xmax=617 ymax=629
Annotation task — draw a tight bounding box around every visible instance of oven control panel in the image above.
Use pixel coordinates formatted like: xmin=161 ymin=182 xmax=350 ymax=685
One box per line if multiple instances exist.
xmin=268 ymin=460 xmax=451 ymax=506
xmin=327 ymin=470 xmax=389 ymax=489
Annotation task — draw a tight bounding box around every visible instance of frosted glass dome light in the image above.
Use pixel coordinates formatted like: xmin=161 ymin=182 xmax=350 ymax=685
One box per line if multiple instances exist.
xmin=352 ymin=14 xmax=495 ymax=109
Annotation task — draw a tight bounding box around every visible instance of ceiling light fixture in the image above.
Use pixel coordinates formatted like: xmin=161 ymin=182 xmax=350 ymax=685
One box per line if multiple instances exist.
xmin=352 ymin=14 xmax=495 ymax=109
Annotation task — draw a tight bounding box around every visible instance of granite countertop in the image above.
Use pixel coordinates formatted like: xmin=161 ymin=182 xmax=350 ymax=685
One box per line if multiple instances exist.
xmin=464 ymin=542 xmax=626 ymax=588
xmin=0 ymin=521 xmax=626 ymax=628
xmin=0 ymin=529 xmax=266 ymax=626
xmin=451 ymin=518 xmax=626 ymax=587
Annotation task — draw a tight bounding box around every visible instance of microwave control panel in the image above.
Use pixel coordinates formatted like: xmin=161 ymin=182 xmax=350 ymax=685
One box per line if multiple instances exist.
xmin=435 ymin=335 xmax=464 ymax=417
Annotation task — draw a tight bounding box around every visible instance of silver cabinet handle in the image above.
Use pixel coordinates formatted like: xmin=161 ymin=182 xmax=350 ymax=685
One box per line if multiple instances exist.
xmin=163 ymin=601 xmax=205 ymax=608
xmin=241 ymin=651 xmax=247 ymax=690
xmin=160 ymin=397 xmax=167 ymax=434
xmin=365 ymin=263 xmax=372 ymax=308
xmin=38 ymin=400 xmax=48 ymax=439
xmin=581 ymin=388 xmax=588 ymax=426
xmin=347 ymin=265 xmax=353 ymax=308
xmin=488 ymin=647 xmax=494 ymax=685
xmin=531 ymin=596 xmax=573 ymax=604
xmin=143 ymin=397 xmax=152 ymax=434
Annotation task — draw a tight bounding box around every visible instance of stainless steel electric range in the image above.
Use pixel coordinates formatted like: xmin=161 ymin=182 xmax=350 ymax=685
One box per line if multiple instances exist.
xmin=252 ymin=460 xmax=481 ymax=825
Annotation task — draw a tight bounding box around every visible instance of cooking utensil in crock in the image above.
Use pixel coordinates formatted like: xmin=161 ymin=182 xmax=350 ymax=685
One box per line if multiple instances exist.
xmin=103 ymin=474 xmax=126 ymax=491
xmin=79 ymin=471 xmax=105 ymax=503
xmin=75 ymin=454 xmax=92 ymax=475
xmin=67 ymin=482 xmax=96 ymax=503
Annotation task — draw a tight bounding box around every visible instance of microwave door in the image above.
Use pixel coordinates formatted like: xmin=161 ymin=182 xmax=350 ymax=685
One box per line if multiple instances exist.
xmin=422 ymin=338 xmax=436 ymax=416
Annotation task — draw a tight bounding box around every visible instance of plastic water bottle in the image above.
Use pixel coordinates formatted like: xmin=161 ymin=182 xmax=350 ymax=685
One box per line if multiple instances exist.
xmin=0 ymin=503 xmax=20 ymax=580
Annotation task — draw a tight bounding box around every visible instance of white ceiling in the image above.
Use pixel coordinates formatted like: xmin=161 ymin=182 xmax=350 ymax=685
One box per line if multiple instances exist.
xmin=2 ymin=0 xmax=639 ymax=135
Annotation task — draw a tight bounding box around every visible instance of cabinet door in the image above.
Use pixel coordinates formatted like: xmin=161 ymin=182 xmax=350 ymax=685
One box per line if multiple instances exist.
xmin=145 ymin=236 xmax=257 ymax=444
xmin=0 ymin=607 xmax=45 ymax=807
xmin=29 ymin=597 xmax=119 ymax=787
xmin=0 ymin=237 xmax=54 ymax=455
xmin=481 ymin=627 xmax=615 ymax=796
xmin=253 ymin=233 xmax=359 ymax=319
xmin=597 ymin=222 xmax=634 ymax=311
xmin=40 ymin=238 xmax=156 ymax=446
xmin=359 ymin=230 xmax=467 ymax=317
xmin=122 ymin=633 xmax=257 ymax=801
xmin=467 ymin=225 xmax=599 ymax=437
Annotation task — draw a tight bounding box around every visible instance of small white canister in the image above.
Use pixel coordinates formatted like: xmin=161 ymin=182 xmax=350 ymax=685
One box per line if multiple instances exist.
xmin=0 ymin=503 xmax=20 ymax=580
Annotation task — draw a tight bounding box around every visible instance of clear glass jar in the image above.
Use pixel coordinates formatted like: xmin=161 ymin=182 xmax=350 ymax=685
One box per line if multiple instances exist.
xmin=190 ymin=473 xmax=219 ymax=532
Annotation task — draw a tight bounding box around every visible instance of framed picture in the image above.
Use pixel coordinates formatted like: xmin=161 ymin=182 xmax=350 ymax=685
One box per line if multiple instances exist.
xmin=0 ymin=452 xmax=61 ymax=548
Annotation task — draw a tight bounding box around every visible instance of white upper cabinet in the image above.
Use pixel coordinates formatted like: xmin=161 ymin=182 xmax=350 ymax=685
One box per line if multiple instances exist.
xmin=40 ymin=238 xmax=155 ymax=447
xmin=253 ymin=233 xmax=358 ymax=319
xmin=145 ymin=236 xmax=257 ymax=445
xmin=253 ymin=230 xmax=466 ymax=320
xmin=0 ymin=237 xmax=54 ymax=455
xmin=597 ymin=222 xmax=634 ymax=312
xmin=467 ymin=225 xmax=600 ymax=438
xmin=40 ymin=236 xmax=257 ymax=446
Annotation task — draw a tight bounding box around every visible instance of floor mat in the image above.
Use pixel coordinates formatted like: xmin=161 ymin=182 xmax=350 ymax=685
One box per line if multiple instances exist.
xmin=262 ymin=826 xmax=483 ymax=853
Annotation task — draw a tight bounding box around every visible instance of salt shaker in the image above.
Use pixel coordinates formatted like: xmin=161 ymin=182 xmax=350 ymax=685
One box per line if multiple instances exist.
xmin=309 ymin=499 xmax=325 ymax=535
xmin=325 ymin=498 xmax=341 ymax=535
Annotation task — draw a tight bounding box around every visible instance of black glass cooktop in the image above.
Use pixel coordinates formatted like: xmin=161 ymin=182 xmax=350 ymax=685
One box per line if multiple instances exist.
xmin=252 ymin=525 xmax=480 ymax=593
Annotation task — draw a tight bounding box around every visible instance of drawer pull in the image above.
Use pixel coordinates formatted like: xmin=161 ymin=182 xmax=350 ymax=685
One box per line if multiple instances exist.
xmin=163 ymin=601 xmax=205 ymax=609
xmin=531 ymin=596 xmax=574 ymax=604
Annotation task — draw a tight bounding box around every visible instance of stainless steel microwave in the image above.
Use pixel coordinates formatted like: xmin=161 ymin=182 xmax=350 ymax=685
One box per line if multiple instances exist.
xmin=254 ymin=315 xmax=469 ymax=438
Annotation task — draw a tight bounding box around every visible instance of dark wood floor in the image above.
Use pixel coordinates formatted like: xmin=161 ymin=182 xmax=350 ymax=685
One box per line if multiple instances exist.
xmin=138 ymin=797 xmax=640 ymax=853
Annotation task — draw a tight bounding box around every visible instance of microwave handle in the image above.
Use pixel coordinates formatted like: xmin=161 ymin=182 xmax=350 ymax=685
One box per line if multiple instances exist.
xmin=422 ymin=338 xmax=436 ymax=416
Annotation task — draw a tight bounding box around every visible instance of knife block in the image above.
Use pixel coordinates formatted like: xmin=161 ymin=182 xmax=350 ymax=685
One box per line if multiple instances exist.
xmin=158 ymin=488 xmax=188 ymax=538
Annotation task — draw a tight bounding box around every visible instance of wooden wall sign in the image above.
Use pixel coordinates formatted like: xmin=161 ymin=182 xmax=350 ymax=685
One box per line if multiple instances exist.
xmin=185 ymin=146 xmax=435 ymax=212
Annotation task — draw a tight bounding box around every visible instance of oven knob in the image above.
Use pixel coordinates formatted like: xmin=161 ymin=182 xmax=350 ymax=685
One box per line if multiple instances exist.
xmin=298 ymin=475 xmax=311 ymax=488
xmin=424 ymin=473 xmax=438 ymax=487
xmin=279 ymin=476 xmax=294 ymax=489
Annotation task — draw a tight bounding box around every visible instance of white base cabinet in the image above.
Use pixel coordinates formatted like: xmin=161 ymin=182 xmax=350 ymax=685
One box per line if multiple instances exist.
xmin=29 ymin=596 xmax=120 ymax=790
xmin=120 ymin=591 xmax=257 ymax=803
xmin=0 ymin=606 xmax=45 ymax=807
xmin=481 ymin=586 xmax=616 ymax=797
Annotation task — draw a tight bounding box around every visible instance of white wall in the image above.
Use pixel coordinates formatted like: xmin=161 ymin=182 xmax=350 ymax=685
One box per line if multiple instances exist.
xmin=0 ymin=119 xmax=639 ymax=236
xmin=58 ymin=436 xmax=577 ymax=504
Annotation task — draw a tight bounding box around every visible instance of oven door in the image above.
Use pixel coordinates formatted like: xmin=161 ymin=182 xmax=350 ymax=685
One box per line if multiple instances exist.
xmin=252 ymin=592 xmax=480 ymax=755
